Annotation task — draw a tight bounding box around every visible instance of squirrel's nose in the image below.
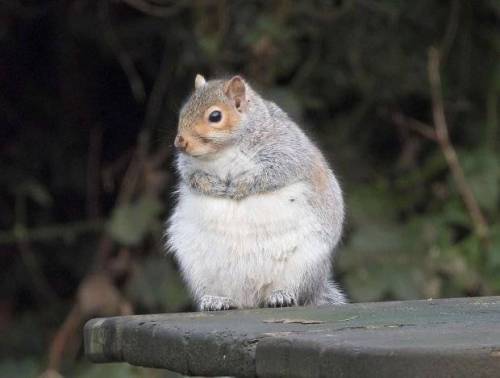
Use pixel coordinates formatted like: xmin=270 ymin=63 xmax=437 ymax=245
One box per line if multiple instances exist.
xmin=174 ymin=135 xmax=187 ymax=150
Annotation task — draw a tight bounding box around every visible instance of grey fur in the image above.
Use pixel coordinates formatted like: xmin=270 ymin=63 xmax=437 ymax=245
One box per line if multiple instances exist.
xmin=171 ymin=77 xmax=346 ymax=308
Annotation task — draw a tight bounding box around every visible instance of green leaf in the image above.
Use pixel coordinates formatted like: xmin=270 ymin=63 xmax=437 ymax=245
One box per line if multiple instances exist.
xmin=125 ymin=256 xmax=190 ymax=312
xmin=442 ymin=199 xmax=470 ymax=227
xmin=487 ymin=224 xmax=500 ymax=268
xmin=344 ymin=268 xmax=389 ymax=302
xmin=388 ymin=269 xmax=423 ymax=300
xmin=21 ymin=180 xmax=53 ymax=207
xmin=458 ymin=149 xmax=499 ymax=211
xmin=0 ymin=359 xmax=39 ymax=378
xmin=347 ymin=187 xmax=399 ymax=227
xmin=108 ymin=196 xmax=164 ymax=246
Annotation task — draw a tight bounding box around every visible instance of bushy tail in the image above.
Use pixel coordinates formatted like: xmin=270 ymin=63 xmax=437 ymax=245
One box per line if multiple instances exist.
xmin=318 ymin=281 xmax=347 ymax=305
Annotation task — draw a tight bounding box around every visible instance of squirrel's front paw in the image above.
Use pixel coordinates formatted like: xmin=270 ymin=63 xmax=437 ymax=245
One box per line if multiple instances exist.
xmin=189 ymin=171 xmax=215 ymax=194
xmin=199 ymin=295 xmax=237 ymax=311
xmin=266 ymin=290 xmax=297 ymax=308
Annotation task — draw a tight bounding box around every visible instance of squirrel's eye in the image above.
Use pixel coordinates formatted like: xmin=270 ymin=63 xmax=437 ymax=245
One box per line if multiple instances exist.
xmin=208 ymin=110 xmax=222 ymax=123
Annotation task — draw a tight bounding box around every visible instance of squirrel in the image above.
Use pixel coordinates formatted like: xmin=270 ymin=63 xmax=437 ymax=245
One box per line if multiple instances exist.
xmin=167 ymin=74 xmax=346 ymax=311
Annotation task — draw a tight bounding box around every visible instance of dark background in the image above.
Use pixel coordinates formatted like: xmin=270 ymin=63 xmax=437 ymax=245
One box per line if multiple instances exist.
xmin=1 ymin=0 xmax=499 ymax=376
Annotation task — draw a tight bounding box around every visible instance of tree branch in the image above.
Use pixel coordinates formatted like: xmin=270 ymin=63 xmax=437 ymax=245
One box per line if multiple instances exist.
xmin=121 ymin=0 xmax=186 ymax=18
xmin=392 ymin=112 xmax=437 ymax=141
xmin=100 ymin=0 xmax=146 ymax=104
xmin=0 ymin=220 xmax=104 ymax=245
xmin=440 ymin=0 xmax=461 ymax=65
xmin=427 ymin=47 xmax=489 ymax=242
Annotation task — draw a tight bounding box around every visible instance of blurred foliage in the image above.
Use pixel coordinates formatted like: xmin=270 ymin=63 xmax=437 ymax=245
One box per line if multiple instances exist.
xmin=109 ymin=196 xmax=164 ymax=246
xmin=0 ymin=0 xmax=500 ymax=376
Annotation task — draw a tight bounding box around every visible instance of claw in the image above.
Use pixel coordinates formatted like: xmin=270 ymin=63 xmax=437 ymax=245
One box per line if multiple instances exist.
xmin=199 ymin=295 xmax=237 ymax=311
xmin=266 ymin=290 xmax=296 ymax=308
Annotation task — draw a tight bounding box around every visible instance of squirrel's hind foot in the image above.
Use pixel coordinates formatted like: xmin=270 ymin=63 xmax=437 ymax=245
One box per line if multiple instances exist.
xmin=199 ymin=295 xmax=237 ymax=311
xmin=266 ymin=290 xmax=296 ymax=308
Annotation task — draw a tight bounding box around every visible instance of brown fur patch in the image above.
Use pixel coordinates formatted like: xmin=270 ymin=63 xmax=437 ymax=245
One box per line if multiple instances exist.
xmin=181 ymin=136 xmax=216 ymax=157
xmin=194 ymin=102 xmax=241 ymax=135
xmin=177 ymin=102 xmax=241 ymax=156
xmin=224 ymin=76 xmax=246 ymax=109
xmin=311 ymin=154 xmax=329 ymax=193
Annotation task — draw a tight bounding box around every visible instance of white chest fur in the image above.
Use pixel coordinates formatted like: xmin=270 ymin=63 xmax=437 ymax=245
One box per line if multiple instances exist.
xmin=167 ymin=181 xmax=327 ymax=307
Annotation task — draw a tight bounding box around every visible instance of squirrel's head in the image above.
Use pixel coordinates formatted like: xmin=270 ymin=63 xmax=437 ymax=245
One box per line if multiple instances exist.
xmin=174 ymin=74 xmax=248 ymax=158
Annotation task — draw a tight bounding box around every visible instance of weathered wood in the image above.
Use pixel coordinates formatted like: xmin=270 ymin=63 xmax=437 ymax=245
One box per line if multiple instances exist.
xmin=84 ymin=296 xmax=500 ymax=377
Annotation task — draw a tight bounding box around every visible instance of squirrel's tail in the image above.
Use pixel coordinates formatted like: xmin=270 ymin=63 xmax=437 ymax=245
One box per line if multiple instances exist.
xmin=317 ymin=281 xmax=347 ymax=305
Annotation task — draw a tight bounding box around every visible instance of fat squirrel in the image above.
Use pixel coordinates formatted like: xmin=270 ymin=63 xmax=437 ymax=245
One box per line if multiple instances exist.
xmin=167 ymin=74 xmax=345 ymax=310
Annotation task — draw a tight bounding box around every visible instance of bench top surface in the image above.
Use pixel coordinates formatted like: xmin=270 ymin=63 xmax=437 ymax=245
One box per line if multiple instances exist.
xmin=84 ymin=296 xmax=500 ymax=377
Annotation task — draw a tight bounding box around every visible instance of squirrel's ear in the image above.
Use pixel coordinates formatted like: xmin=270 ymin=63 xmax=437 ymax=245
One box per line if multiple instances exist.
xmin=224 ymin=76 xmax=246 ymax=111
xmin=194 ymin=74 xmax=206 ymax=89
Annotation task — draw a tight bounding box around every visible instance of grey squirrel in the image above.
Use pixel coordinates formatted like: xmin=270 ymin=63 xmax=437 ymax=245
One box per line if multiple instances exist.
xmin=167 ymin=74 xmax=345 ymax=310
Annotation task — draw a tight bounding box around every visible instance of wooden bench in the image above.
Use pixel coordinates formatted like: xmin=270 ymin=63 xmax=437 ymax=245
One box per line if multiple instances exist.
xmin=84 ymin=296 xmax=500 ymax=377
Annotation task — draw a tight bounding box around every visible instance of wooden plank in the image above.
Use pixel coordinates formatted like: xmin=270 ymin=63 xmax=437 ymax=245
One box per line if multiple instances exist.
xmin=84 ymin=296 xmax=500 ymax=377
